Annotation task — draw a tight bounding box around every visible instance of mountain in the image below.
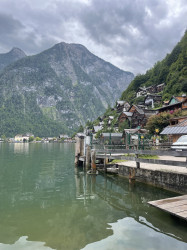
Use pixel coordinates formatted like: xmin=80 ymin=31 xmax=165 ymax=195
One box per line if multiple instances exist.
xmin=0 ymin=42 xmax=134 ymax=137
xmin=0 ymin=47 xmax=26 ymax=72
xmin=121 ymin=31 xmax=187 ymax=103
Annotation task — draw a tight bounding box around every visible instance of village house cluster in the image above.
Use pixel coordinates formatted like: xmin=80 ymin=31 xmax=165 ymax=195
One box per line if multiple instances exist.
xmin=91 ymin=83 xmax=187 ymax=143
xmin=1 ymin=133 xmax=74 ymax=143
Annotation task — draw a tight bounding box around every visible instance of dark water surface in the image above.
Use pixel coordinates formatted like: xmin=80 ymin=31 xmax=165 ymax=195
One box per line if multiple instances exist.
xmin=0 ymin=143 xmax=186 ymax=250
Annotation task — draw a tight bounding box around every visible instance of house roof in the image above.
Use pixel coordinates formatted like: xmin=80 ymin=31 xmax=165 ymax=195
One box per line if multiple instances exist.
xmin=145 ymin=94 xmax=162 ymax=98
xmin=134 ymin=105 xmax=144 ymax=114
xmin=76 ymin=133 xmax=86 ymax=138
xmin=157 ymin=83 xmax=165 ymax=87
xmin=123 ymin=128 xmax=148 ymax=134
xmin=99 ymin=121 xmax=104 ymax=125
xmin=169 ymin=116 xmax=187 ymax=121
xmin=116 ymin=101 xmax=125 ymax=105
xmin=175 ymin=96 xmax=187 ymax=102
xmin=123 ymin=111 xmax=133 ymax=117
xmin=157 ymin=101 xmax=182 ymax=111
xmin=93 ymin=126 xmax=102 ymax=132
xmin=161 ymin=119 xmax=187 ymax=135
xmin=102 ymin=133 xmax=122 ymax=137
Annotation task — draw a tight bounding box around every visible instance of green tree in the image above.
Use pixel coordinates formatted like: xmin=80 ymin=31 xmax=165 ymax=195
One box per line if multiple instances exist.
xmin=118 ymin=120 xmax=130 ymax=132
xmin=77 ymin=125 xmax=84 ymax=133
xmin=35 ymin=137 xmax=42 ymax=141
xmin=1 ymin=134 xmax=7 ymax=142
xmin=29 ymin=136 xmax=34 ymax=142
xmin=146 ymin=112 xmax=172 ymax=135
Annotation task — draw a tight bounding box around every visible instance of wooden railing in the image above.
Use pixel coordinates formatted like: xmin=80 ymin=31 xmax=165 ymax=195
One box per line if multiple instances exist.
xmin=93 ymin=144 xmax=187 ymax=168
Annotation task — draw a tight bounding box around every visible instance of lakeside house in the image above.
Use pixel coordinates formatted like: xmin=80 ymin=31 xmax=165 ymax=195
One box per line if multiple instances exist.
xmin=118 ymin=104 xmax=156 ymax=129
xmin=128 ymin=105 xmax=146 ymax=128
xmin=15 ymin=133 xmax=34 ymax=142
xmin=136 ymin=83 xmax=165 ymax=98
xmin=59 ymin=134 xmax=69 ymax=139
xmin=118 ymin=111 xmax=133 ymax=125
xmin=160 ymin=117 xmax=187 ymax=142
xmin=144 ymin=94 xmax=162 ymax=108
xmin=116 ymin=101 xmax=130 ymax=113
xmin=157 ymin=95 xmax=187 ymax=113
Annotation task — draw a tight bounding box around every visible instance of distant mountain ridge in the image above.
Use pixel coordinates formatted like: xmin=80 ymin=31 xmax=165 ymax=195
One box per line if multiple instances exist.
xmin=0 ymin=42 xmax=134 ymax=137
xmin=0 ymin=47 xmax=26 ymax=71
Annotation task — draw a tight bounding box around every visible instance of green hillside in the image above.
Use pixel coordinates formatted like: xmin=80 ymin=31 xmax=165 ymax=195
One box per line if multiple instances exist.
xmin=121 ymin=31 xmax=187 ymax=103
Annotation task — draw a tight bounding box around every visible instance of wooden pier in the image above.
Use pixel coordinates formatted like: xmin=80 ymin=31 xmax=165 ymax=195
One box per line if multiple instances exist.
xmin=148 ymin=195 xmax=187 ymax=221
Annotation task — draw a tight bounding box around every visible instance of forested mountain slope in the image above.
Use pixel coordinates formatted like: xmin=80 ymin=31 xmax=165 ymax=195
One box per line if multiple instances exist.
xmin=121 ymin=31 xmax=187 ymax=103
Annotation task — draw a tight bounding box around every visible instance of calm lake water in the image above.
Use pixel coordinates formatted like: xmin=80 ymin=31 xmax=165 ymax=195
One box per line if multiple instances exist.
xmin=0 ymin=143 xmax=186 ymax=250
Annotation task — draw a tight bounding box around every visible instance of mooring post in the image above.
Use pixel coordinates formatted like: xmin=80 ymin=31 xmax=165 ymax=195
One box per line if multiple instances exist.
xmin=104 ymin=145 xmax=107 ymax=173
xmin=75 ymin=136 xmax=81 ymax=166
xmin=129 ymin=168 xmax=136 ymax=184
xmin=91 ymin=149 xmax=96 ymax=173
xmin=135 ymin=145 xmax=140 ymax=169
xmin=86 ymin=145 xmax=91 ymax=170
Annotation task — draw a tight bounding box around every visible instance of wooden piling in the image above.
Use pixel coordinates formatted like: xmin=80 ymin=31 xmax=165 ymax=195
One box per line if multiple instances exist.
xmin=129 ymin=168 xmax=136 ymax=184
xmin=91 ymin=149 xmax=96 ymax=173
xmin=75 ymin=136 xmax=81 ymax=166
xmin=86 ymin=145 xmax=91 ymax=169
xmin=80 ymin=137 xmax=84 ymax=157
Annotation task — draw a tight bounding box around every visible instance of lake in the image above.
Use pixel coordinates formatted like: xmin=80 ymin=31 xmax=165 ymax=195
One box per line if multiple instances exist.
xmin=0 ymin=143 xmax=186 ymax=250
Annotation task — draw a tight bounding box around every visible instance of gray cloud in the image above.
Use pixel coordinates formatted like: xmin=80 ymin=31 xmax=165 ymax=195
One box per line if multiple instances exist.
xmin=0 ymin=0 xmax=186 ymax=74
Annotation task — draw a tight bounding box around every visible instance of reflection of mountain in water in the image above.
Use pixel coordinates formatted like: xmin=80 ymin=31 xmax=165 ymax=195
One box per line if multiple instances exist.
xmin=0 ymin=143 xmax=186 ymax=250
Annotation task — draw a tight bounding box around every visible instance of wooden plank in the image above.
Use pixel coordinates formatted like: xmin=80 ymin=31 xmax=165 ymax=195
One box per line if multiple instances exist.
xmin=165 ymin=205 xmax=187 ymax=213
xmin=158 ymin=200 xmax=187 ymax=209
xmin=149 ymin=195 xmax=187 ymax=205
xmin=148 ymin=195 xmax=187 ymax=220
xmin=176 ymin=211 xmax=187 ymax=217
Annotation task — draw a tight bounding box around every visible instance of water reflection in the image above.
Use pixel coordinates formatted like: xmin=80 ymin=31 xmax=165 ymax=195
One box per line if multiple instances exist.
xmin=0 ymin=143 xmax=186 ymax=250
xmin=13 ymin=142 xmax=29 ymax=154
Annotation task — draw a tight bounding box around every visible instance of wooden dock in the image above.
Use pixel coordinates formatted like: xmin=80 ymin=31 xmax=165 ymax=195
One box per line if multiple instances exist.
xmin=148 ymin=195 xmax=187 ymax=221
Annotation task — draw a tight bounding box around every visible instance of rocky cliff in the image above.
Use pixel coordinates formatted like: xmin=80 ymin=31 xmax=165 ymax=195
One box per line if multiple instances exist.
xmin=0 ymin=42 xmax=134 ymax=136
xmin=0 ymin=47 xmax=26 ymax=72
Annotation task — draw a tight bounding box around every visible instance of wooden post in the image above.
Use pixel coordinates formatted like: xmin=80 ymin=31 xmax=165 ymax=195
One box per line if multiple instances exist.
xmin=104 ymin=157 xmax=108 ymax=173
xmin=75 ymin=136 xmax=81 ymax=166
xmin=135 ymin=145 xmax=140 ymax=169
xmin=136 ymin=157 xmax=140 ymax=169
xmin=86 ymin=145 xmax=91 ymax=170
xmin=104 ymin=146 xmax=107 ymax=173
xmin=129 ymin=168 xmax=136 ymax=184
xmin=80 ymin=137 xmax=84 ymax=156
xmin=91 ymin=149 xmax=96 ymax=173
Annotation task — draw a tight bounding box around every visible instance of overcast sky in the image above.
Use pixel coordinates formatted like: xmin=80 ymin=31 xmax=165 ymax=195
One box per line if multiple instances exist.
xmin=0 ymin=0 xmax=186 ymax=74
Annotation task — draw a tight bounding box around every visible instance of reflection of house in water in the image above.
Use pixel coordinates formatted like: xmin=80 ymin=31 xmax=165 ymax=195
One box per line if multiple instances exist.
xmin=14 ymin=142 xmax=29 ymax=154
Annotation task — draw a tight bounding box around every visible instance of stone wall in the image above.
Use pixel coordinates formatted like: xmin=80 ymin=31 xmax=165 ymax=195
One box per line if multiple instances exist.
xmin=118 ymin=165 xmax=187 ymax=194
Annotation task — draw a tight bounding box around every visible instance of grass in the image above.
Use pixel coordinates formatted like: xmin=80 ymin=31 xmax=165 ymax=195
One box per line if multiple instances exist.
xmin=108 ymin=159 xmax=127 ymax=164
xmin=123 ymin=153 xmax=159 ymax=159
xmin=139 ymin=154 xmax=159 ymax=159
